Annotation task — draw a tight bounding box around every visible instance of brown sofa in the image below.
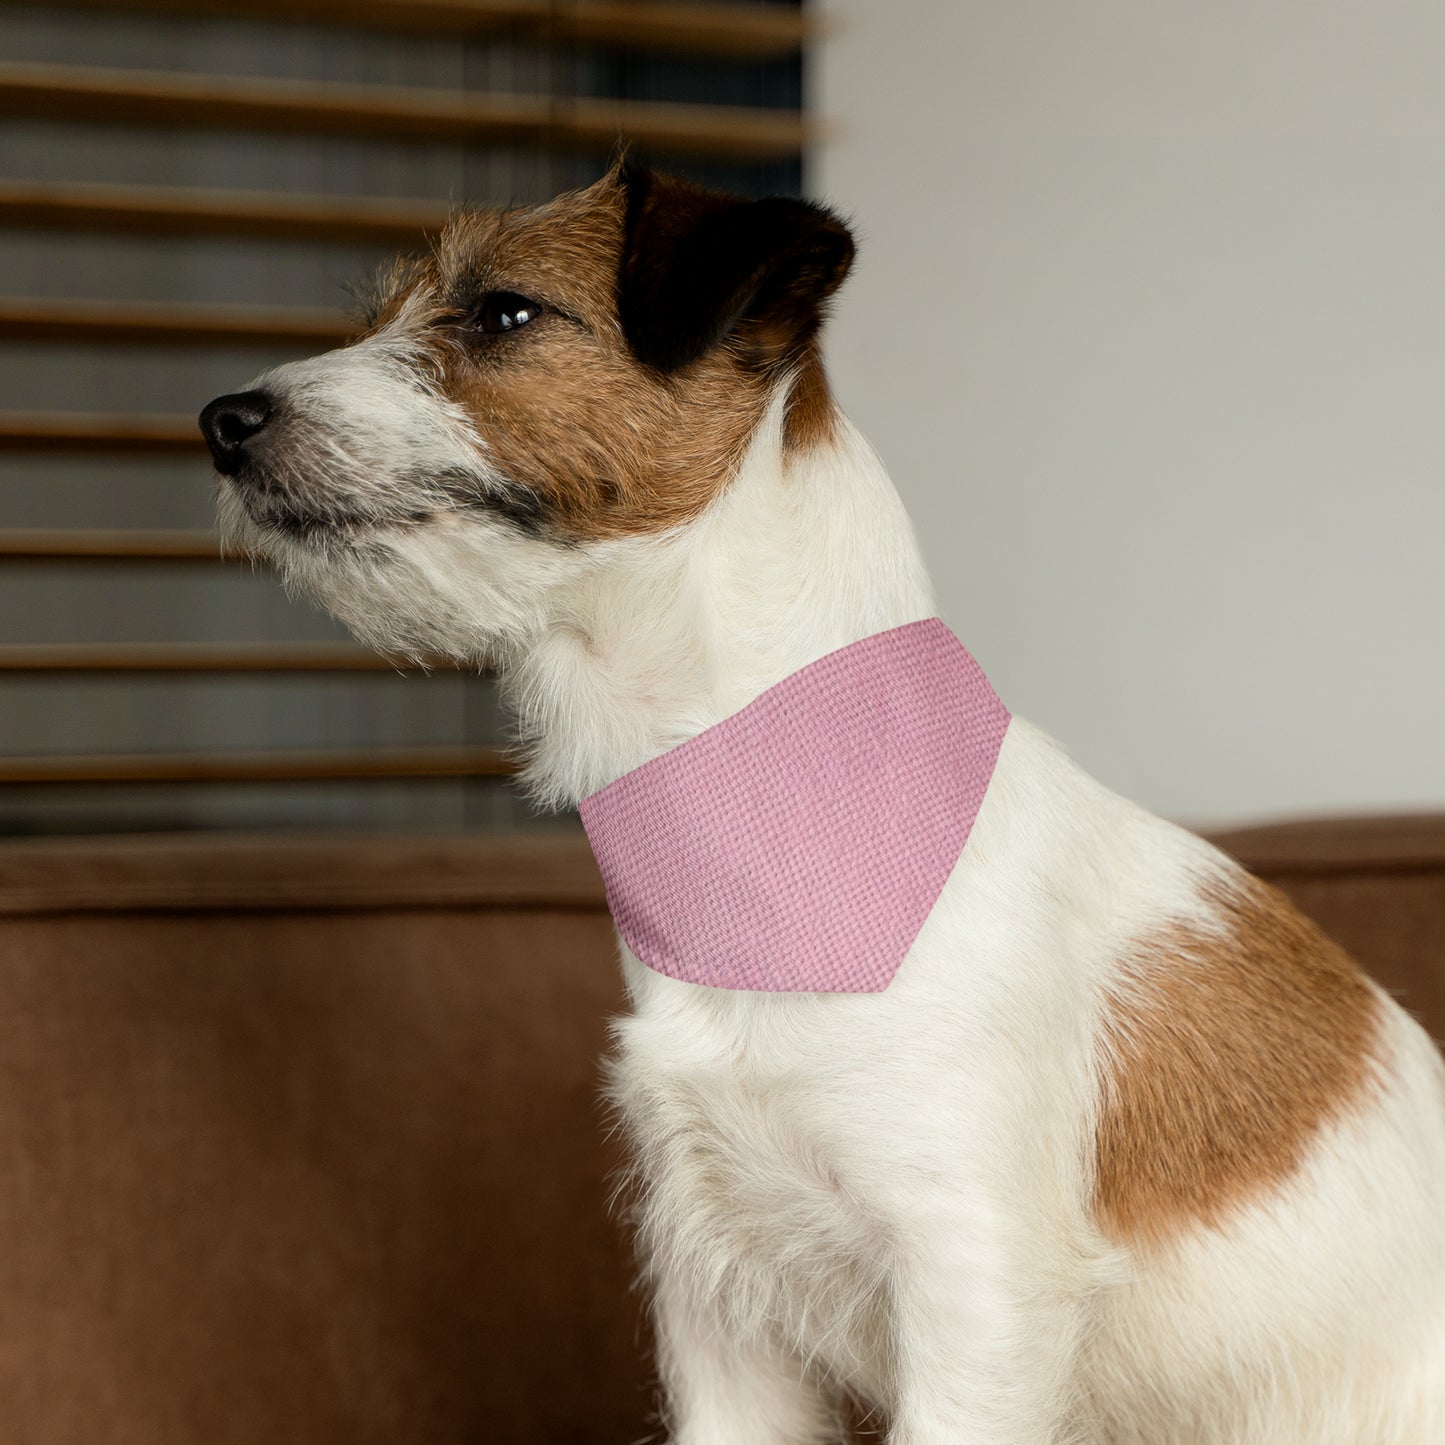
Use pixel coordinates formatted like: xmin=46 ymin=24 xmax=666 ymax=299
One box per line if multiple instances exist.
xmin=0 ymin=817 xmax=1440 ymax=1443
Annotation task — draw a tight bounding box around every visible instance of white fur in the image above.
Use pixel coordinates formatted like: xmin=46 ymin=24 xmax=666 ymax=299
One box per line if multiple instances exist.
xmin=220 ymin=348 xmax=1445 ymax=1444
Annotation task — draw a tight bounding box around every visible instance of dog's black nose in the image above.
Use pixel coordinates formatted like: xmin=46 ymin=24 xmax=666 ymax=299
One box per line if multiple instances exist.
xmin=199 ymin=390 xmax=273 ymax=475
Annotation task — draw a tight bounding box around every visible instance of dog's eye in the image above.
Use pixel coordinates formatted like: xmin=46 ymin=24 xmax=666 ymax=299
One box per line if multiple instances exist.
xmin=472 ymin=291 xmax=543 ymax=334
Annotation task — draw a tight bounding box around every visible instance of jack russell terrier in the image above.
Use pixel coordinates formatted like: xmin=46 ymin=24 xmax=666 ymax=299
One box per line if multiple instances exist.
xmin=200 ymin=162 xmax=1445 ymax=1444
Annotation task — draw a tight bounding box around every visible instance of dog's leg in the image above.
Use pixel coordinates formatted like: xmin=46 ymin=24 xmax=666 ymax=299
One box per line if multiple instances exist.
xmin=654 ymin=1274 xmax=844 ymax=1445
xmin=883 ymin=1221 xmax=1094 ymax=1445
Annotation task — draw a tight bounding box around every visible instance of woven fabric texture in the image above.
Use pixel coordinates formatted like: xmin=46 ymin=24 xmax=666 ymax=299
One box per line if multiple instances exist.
xmin=579 ymin=619 xmax=1011 ymax=992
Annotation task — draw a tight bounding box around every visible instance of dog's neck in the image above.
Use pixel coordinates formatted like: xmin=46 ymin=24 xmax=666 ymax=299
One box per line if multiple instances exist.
xmin=502 ymin=393 xmax=937 ymax=809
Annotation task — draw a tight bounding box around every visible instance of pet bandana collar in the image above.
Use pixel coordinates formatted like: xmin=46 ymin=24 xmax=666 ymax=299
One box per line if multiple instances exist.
xmin=578 ymin=618 xmax=1010 ymax=993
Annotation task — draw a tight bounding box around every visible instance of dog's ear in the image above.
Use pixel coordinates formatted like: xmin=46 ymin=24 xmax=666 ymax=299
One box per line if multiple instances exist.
xmin=617 ymin=162 xmax=855 ymax=374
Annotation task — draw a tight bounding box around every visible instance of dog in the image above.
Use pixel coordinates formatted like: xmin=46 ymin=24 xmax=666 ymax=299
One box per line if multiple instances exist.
xmin=200 ymin=161 xmax=1445 ymax=1444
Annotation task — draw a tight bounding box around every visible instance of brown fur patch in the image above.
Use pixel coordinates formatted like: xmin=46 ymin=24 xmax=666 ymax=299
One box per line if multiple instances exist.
xmin=436 ymin=183 xmax=769 ymax=540
xmin=1093 ymin=873 xmax=1382 ymax=1247
xmin=782 ymin=343 xmax=840 ymax=454
xmin=367 ymin=172 xmax=842 ymax=542
xmin=370 ymin=180 xmax=750 ymax=541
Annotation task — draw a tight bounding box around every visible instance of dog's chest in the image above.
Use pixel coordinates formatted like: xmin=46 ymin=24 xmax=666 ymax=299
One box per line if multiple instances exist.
xmin=611 ymin=996 xmax=891 ymax=1388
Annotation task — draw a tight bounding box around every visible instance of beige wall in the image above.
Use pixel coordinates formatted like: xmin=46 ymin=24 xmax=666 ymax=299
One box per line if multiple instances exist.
xmin=814 ymin=2 xmax=1445 ymax=827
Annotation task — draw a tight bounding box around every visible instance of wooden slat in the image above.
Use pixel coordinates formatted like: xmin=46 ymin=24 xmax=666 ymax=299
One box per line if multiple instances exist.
xmin=0 ymin=0 xmax=810 ymax=59
xmin=0 ymin=412 xmax=202 ymax=452
xmin=543 ymin=0 xmax=810 ymax=58
xmin=0 ymin=833 xmax=606 ymax=916
xmin=0 ymin=62 xmax=811 ymax=162
xmin=0 ymin=296 xmax=353 ymax=348
xmin=0 ymin=180 xmax=449 ymax=245
xmin=0 ymin=745 xmax=513 ymax=783
xmin=0 ymin=643 xmax=424 ymax=672
xmin=0 ymin=528 xmax=227 ymax=561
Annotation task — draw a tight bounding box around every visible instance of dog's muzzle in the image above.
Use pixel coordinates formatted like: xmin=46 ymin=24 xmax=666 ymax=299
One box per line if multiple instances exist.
xmin=199 ymin=390 xmax=274 ymax=476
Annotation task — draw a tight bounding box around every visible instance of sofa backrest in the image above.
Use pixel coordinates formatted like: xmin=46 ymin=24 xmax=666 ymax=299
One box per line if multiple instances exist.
xmin=0 ymin=819 xmax=1440 ymax=1442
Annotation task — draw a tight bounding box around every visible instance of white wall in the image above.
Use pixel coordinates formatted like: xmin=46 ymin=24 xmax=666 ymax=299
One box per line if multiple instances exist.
xmin=813 ymin=1 xmax=1445 ymax=827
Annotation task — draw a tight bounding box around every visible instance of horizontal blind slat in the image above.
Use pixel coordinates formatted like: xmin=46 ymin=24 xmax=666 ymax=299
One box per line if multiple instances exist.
xmin=0 ymin=529 xmax=227 ymax=560
xmin=0 ymin=180 xmax=448 ymax=244
xmin=0 ymin=412 xmax=203 ymax=451
xmin=0 ymin=297 xmax=353 ymax=347
xmin=0 ymin=643 xmax=444 ymax=672
xmin=0 ymin=0 xmax=810 ymax=58
xmin=0 ymin=62 xmax=812 ymax=161
xmin=0 ymin=745 xmax=515 ymax=783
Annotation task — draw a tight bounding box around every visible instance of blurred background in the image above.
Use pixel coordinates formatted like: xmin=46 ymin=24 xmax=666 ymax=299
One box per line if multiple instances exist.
xmin=820 ymin=1 xmax=1445 ymax=828
xmin=2 ymin=0 xmax=1442 ymax=838
xmin=0 ymin=0 xmax=802 ymax=837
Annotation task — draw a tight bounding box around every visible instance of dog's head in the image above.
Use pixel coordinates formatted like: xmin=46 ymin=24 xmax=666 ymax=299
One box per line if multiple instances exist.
xmin=200 ymin=163 xmax=854 ymax=662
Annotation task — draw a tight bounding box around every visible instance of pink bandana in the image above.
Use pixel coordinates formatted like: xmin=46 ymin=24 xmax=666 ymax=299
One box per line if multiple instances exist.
xmin=579 ymin=619 xmax=1010 ymax=992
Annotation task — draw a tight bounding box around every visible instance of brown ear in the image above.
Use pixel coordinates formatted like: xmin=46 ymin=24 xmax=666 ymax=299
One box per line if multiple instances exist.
xmin=617 ymin=162 xmax=855 ymax=374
